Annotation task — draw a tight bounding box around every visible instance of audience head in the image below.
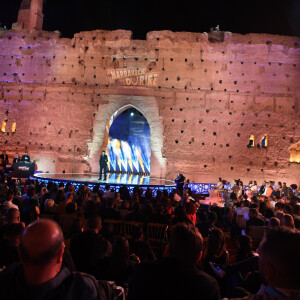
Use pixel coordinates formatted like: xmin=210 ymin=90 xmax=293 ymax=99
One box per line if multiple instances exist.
xmin=6 ymin=208 xmax=20 ymax=223
xmin=18 ymin=219 xmax=64 ymax=285
xmin=268 ymin=217 xmax=280 ymax=229
xmin=3 ymin=223 xmax=24 ymax=247
xmin=6 ymin=191 xmax=14 ymax=201
xmin=258 ymin=227 xmax=300 ymax=290
xmin=168 ymin=223 xmax=203 ymax=265
xmin=86 ymin=215 xmax=102 ymax=233
xmin=282 ymin=214 xmax=295 ymax=229
xmin=65 ymin=202 xmax=76 ymax=214
xmin=207 ymin=228 xmax=226 ymax=256
xmin=283 ymin=204 xmax=293 ymax=215
xmin=44 ymin=199 xmax=55 ymax=211
xmin=249 ymin=208 xmax=259 ymax=219
xmin=275 ymin=211 xmax=284 ymax=224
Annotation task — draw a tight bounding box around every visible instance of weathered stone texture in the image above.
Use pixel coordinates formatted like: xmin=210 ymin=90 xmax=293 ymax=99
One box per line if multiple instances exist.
xmin=0 ymin=29 xmax=299 ymax=184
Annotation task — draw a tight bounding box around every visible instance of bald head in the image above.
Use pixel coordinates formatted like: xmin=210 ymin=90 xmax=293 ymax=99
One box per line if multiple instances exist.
xmin=19 ymin=219 xmax=64 ymax=266
xmin=7 ymin=208 xmax=20 ymax=223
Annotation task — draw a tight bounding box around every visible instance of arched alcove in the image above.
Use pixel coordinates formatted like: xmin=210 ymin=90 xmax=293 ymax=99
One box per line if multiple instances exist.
xmin=289 ymin=141 xmax=300 ymax=163
xmin=87 ymin=96 xmax=166 ymax=178
xmin=105 ymin=107 xmax=151 ymax=174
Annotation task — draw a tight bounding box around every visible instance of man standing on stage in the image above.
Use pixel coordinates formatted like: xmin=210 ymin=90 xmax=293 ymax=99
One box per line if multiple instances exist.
xmin=99 ymin=150 xmax=108 ymax=181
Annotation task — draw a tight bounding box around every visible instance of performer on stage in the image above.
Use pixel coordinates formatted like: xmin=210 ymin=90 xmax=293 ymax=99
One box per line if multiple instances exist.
xmin=21 ymin=150 xmax=30 ymax=162
xmin=99 ymin=150 xmax=108 ymax=180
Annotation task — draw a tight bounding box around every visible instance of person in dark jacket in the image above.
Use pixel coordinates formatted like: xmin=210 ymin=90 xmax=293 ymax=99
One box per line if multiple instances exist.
xmin=0 ymin=219 xmax=102 ymax=300
xmin=128 ymin=223 xmax=221 ymax=300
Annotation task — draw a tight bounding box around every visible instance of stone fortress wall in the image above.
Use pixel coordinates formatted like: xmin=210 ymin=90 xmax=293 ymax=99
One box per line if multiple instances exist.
xmin=0 ymin=28 xmax=299 ymax=184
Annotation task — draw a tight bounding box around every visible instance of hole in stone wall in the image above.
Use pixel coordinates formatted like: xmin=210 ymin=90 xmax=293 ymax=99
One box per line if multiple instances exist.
xmin=213 ymin=132 xmax=216 ymax=136
xmin=175 ymin=140 xmax=178 ymax=143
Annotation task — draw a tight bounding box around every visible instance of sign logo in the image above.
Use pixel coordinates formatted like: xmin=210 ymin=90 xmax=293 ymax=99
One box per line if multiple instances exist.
xmin=108 ymin=68 xmax=158 ymax=87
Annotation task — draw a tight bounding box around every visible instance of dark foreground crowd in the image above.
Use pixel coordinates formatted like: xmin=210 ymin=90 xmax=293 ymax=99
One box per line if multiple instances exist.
xmin=0 ymin=177 xmax=299 ymax=300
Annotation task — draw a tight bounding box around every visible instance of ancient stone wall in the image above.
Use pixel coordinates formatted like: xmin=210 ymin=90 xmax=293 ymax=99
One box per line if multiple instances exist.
xmin=0 ymin=29 xmax=299 ymax=183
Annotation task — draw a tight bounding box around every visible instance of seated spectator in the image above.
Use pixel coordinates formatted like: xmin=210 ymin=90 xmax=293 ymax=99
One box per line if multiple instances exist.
xmin=275 ymin=211 xmax=284 ymax=224
xmin=148 ymin=203 xmax=170 ymax=225
xmin=125 ymin=202 xmax=145 ymax=222
xmin=246 ymin=208 xmax=266 ymax=234
xmin=128 ymin=223 xmax=221 ymax=300
xmin=103 ymin=184 xmax=114 ymax=199
xmin=21 ymin=187 xmax=40 ymax=225
xmin=60 ymin=202 xmax=79 ymax=237
xmin=70 ymin=215 xmax=112 ymax=279
xmin=185 ymin=201 xmax=197 ymax=225
xmin=4 ymin=191 xmax=19 ymax=211
xmin=129 ymin=225 xmax=156 ymax=262
xmin=282 ymin=214 xmax=295 ymax=229
xmin=235 ymin=235 xmax=256 ymax=263
xmin=257 ymin=227 xmax=300 ymax=298
xmin=0 ymin=223 xmax=24 ymax=267
xmin=42 ymin=199 xmax=58 ymax=219
xmin=0 ymin=219 xmax=102 ymax=299
xmin=203 ymin=228 xmax=229 ymax=276
xmin=105 ymin=236 xmax=137 ymax=288
xmin=196 ymin=210 xmax=210 ymax=238
xmin=100 ymin=198 xmax=121 ymax=220
xmin=271 ymin=185 xmax=281 ymax=199
xmin=56 ymin=192 xmax=73 ymax=215
xmin=268 ymin=217 xmax=280 ymax=229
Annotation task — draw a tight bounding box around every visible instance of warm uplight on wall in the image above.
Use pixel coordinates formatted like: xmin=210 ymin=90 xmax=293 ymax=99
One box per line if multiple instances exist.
xmin=289 ymin=142 xmax=300 ymax=163
xmin=1 ymin=121 xmax=7 ymax=133
xmin=11 ymin=122 xmax=16 ymax=133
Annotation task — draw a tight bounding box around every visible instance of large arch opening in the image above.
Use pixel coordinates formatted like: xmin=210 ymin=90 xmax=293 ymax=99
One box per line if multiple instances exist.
xmin=105 ymin=107 xmax=151 ymax=174
xmin=87 ymin=96 xmax=166 ymax=179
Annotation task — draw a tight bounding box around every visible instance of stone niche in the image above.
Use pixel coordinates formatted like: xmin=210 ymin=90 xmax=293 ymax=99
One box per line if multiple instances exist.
xmin=0 ymin=29 xmax=299 ymax=184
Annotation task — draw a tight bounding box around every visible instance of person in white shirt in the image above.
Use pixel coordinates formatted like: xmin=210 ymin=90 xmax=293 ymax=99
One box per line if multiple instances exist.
xmin=4 ymin=191 xmax=19 ymax=211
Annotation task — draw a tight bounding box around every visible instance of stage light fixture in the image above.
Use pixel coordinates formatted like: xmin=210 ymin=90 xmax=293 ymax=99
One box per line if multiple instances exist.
xmin=130 ymin=112 xmax=134 ymax=117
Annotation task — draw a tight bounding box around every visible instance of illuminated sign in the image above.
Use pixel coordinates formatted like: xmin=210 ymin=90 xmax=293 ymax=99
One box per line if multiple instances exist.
xmin=108 ymin=68 xmax=158 ymax=86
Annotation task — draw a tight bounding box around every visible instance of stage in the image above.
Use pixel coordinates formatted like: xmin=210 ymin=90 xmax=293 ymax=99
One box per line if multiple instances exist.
xmin=32 ymin=173 xmax=224 ymax=196
xmin=32 ymin=172 xmax=177 ymax=194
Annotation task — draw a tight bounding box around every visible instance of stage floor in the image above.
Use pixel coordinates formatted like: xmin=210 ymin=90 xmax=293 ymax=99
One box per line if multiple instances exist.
xmin=33 ymin=173 xmax=176 ymax=187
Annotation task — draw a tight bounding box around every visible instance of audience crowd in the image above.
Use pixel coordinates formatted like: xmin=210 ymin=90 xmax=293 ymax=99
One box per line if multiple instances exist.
xmin=0 ymin=172 xmax=299 ymax=300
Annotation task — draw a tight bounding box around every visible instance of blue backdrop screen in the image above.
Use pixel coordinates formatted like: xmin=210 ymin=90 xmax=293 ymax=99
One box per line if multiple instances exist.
xmin=107 ymin=109 xmax=151 ymax=173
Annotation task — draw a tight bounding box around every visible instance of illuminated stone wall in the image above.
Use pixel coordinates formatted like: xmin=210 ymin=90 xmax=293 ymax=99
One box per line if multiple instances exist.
xmin=0 ymin=29 xmax=299 ymax=184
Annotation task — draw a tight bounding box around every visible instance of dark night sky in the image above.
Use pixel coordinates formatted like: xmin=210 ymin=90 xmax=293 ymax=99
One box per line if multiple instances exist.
xmin=0 ymin=0 xmax=299 ymax=39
